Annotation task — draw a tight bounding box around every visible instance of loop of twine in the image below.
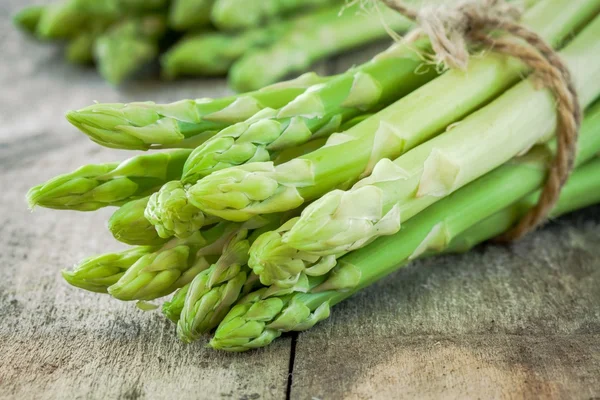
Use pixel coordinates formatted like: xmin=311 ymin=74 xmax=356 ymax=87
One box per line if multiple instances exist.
xmin=381 ymin=0 xmax=581 ymax=241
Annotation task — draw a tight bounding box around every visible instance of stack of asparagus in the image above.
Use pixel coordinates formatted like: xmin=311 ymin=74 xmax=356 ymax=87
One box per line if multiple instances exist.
xmin=28 ymin=0 xmax=600 ymax=352
xmin=13 ymin=0 xmax=415 ymax=89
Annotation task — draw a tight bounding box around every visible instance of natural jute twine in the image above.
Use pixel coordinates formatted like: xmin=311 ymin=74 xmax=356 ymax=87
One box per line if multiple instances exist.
xmin=381 ymin=0 xmax=582 ymax=241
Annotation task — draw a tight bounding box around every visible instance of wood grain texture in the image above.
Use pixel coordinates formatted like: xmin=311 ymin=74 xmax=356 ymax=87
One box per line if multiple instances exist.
xmin=1 ymin=0 xmax=600 ymax=399
xmin=291 ymin=211 xmax=600 ymax=399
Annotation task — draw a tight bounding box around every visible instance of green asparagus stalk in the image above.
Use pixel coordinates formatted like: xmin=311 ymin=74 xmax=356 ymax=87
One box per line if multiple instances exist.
xmin=149 ymin=52 xmax=417 ymax=238
xmin=35 ymin=0 xmax=119 ymax=40
xmin=66 ymin=31 xmax=98 ymax=65
xmin=62 ymin=246 xmax=154 ymax=293
xmin=187 ymin=0 xmax=600 ymax=223
xmin=209 ymin=125 xmax=600 ymax=352
xmin=66 ymin=72 xmax=330 ymax=150
xmin=228 ymin=3 xmax=416 ymax=92
xmin=182 ymin=43 xmax=436 ymax=184
xmin=163 ymin=271 xmax=260 ymax=324
xmin=107 ymin=222 xmax=237 ymax=301
xmin=169 ymin=0 xmax=214 ymax=31
xmin=162 ymin=283 xmax=190 ymax=322
xmin=252 ymin=94 xmax=600 ymax=286
xmin=119 ymin=0 xmax=169 ymax=11
xmin=94 ymin=15 xmax=167 ymax=85
xmin=27 ymin=149 xmax=191 ymax=211
xmin=176 ymin=229 xmax=251 ymax=342
xmin=144 ymin=181 xmax=211 ymax=239
xmin=13 ymin=5 xmax=45 ymax=35
xmin=174 ymin=214 xmax=288 ymax=339
xmin=210 ymin=0 xmax=339 ymax=31
xmin=108 ymin=196 xmax=167 ymax=246
xmin=283 ymin=14 xmax=600 ymax=257
xmin=161 ymin=24 xmax=289 ymax=78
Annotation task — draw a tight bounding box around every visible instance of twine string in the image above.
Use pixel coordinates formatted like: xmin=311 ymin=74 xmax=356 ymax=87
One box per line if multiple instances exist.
xmin=381 ymin=0 xmax=581 ymax=241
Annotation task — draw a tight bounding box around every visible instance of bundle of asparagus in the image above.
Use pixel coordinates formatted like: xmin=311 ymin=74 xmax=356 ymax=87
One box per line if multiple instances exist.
xmin=27 ymin=0 xmax=600 ymax=352
xmin=13 ymin=0 xmax=415 ymax=88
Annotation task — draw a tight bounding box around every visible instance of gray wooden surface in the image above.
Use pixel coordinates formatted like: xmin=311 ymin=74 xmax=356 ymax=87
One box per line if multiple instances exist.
xmin=1 ymin=1 xmax=599 ymax=399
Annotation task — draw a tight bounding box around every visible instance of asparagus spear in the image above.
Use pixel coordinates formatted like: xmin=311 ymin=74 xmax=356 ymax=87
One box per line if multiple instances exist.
xmin=176 ymin=229 xmax=251 ymax=342
xmin=175 ymin=214 xmax=287 ymax=339
xmin=27 ymin=150 xmax=191 ymax=211
xmin=13 ymin=5 xmax=45 ymax=35
xmin=209 ymin=128 xmax=600 ymax=351
xmin=169 ymin=0 xmax=215 ymax=31
xmin=161 ymin=24 xmax=289 ymax=78
xmin=283 ymin=15 xmax=600 ymax=257
xmin=94 ymin=15 xmax=167 ymax=85
xmin=148 ymin=69 xmax=410 ymax=238
xmin=66 ymin=72 xmax=330 ymax=150
xmin=66 ymin=31 xmax=98 ymax=65
xmin=228 ymin=3 xmax=415 ymax=92
xmin=182 ymin=41 xmax=436 ymax=184
xmin=62 ymin=246 xmax=154 ymax=293
xmin=108 ymin=196 xmax=167 ymax=246
xmin=36 ymin=0 xmax=119 ymax=40
xmin=162 ymin=283 xmax=189 ymax=322
xmin=253 ymin=94 xmax=600 ymax=288
xmin=107 ymin=222 xmax=236 ymax=301
xmin=144 ymin=181 xmax=210 ymax=239
xmin=210 ymin=0 xmax=339 ymax=31
xmin=187 ymin=0 xmax=600 ymax=223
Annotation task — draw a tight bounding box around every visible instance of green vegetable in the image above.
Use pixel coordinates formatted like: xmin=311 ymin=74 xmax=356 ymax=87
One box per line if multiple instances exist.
xmin=149 ymin=36 xmax=435 ymax=238
xmin=187 ymin=0 xmax=599 ymax=223
xmin=94 ymin=15 xmax=167 ymax=85
xmin=27 ymin=149 xmax=191 ymax=211
xmin=66 ymin=31 xmax=98 ymax=65
xmin=62 ymin=246 xmax=154 ymax=293
xmin=108 ymin=196 xmax=166 ymax=246
xmin=66 ymin=72 xmax=330 ymax=150
xmin=283 ymin=13 xmax=600 ymax=257
xmin=36 ymin=0 xmax=119 ymax=40
xmin=228 ymin=3 xmax=415 ymax=92
xmin=107 ymin=222 xmax=235 ymax=301
xmin=162 ymin=283 xmax=189 ymax=322
xmin=209 ymin=104 xmax=600 ymax=351
xmin=210 ymin=0 xmax=339 ymax=31
xmin=161 ymin=24 xmax=288 ymax=78
xmin=176 ymin=229 xmax=251 ymax=342
xmin=144 ymin=181 xmax=210 ymax=239
xmin=169 ymin=0 xmax=215 ymax=31
xmin=13 ymin=5 xmax=45 ymax=35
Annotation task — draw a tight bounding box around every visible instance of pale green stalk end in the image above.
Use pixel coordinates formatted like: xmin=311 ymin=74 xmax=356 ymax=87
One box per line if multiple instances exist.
xmin=145 ymin=181 xmax=207 ymax=239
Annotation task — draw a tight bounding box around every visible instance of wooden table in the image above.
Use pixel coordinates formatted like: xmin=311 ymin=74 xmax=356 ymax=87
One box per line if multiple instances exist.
xmin=1 ymin=1 xmax=599 ymax=399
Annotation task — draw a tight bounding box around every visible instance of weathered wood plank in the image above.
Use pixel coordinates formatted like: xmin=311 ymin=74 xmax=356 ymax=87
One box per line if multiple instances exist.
xmin=0 ymin=141 xmax=292 ymax=400
xmin=290 ymin=209 xmax=600 ymax=399
xmin=0 ymin=1 xmax=292 ymax=396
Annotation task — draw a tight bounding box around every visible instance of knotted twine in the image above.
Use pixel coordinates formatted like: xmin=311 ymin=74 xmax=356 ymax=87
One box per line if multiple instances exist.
xmin=379 ymin=0 xmax=581 ymax=241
